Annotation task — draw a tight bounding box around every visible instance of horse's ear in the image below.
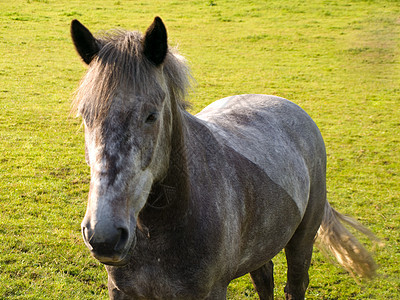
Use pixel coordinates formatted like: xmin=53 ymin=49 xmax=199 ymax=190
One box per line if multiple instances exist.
xmin=143 ymin=17 xmax=168 ymax=66
xmin=70 ymin=19 xmax=100 ymax=65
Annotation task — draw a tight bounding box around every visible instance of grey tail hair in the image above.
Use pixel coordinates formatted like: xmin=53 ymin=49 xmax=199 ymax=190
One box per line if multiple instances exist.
xmin=315 ymin=202 xmax=382 ymax=280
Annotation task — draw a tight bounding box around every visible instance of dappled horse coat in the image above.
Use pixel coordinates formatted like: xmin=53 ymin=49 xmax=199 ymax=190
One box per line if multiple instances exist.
xmin=70 ymin=17 xmax=377 ymax=299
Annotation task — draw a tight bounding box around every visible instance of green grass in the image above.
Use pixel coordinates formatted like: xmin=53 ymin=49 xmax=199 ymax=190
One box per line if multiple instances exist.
xmin=0 ymin=0 xmax=399 ymax=298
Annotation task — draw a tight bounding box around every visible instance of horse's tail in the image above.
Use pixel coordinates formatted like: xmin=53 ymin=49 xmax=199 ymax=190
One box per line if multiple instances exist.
xmin=315 ymin=201 xmax=381 ymax=279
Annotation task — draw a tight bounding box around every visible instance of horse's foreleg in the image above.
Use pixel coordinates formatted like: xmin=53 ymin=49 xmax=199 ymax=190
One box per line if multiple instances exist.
xmin=250 ymin=260 xmax=274 ymax=300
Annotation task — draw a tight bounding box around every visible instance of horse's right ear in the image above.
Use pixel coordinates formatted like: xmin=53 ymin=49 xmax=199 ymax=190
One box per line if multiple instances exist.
xmin=142 ymin=17 xmax=168 ymax=66
xmin=70 ymin=19 xmax=100 ymax=65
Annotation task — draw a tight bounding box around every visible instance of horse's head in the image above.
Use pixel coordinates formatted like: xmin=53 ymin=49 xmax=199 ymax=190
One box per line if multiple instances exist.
xmin=71 ymin=17 xmax=188 ymax=265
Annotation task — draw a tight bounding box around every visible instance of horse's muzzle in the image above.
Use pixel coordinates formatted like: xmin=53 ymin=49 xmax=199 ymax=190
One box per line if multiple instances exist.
xmin=81 ymin=221 xmax=135 ymax=265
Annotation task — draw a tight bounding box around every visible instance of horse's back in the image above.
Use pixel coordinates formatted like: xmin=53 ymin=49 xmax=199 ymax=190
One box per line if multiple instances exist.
xmin=196 ymin=94 xmax=326 ymax=217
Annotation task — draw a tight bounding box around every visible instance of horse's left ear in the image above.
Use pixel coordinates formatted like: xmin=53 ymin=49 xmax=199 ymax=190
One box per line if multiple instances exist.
xmin=143 ymin=17 xmax=168 ymax=66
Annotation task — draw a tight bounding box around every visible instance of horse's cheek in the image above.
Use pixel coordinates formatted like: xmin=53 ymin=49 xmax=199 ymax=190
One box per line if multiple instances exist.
xmin=140 ymin=140 xmax=154 ymax=170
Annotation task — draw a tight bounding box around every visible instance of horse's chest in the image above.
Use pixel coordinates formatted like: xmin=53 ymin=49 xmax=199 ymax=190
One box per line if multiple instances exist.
xmin=106 ymin=234 xmax=219 ymax=299
xmin=107 ymin=260 xmax=211 ymax=299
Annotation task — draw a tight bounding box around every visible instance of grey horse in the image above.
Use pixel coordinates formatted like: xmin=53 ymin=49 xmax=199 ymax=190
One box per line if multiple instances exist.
xmin=70 ymin=17 xmax=377 ymax=299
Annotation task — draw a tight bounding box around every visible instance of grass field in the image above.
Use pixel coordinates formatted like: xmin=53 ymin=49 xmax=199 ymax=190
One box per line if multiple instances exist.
xmin=0 ymin=0 xmax=399 ymax=299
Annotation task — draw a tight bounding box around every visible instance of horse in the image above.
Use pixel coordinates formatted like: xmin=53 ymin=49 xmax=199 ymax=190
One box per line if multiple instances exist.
xmin=70 ymin=17 xmax=378 ymax=299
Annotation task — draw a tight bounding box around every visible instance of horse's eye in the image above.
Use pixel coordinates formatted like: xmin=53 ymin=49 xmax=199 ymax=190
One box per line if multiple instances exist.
xmin=145 ymin=112 xmax=158 ymax=124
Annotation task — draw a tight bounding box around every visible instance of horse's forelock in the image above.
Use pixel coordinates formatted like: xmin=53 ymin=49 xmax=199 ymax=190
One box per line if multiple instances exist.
xmin=72 ymin=29 xmax=191 ymax=125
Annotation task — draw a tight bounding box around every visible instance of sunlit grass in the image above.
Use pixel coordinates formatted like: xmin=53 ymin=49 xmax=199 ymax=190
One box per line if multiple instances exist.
xmin=0 ymin=0 xmax=399 ymax=298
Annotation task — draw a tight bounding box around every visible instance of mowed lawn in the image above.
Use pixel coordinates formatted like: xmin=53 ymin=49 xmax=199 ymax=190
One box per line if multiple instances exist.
xmin=0 ymin=0 xmax=399 ymax=299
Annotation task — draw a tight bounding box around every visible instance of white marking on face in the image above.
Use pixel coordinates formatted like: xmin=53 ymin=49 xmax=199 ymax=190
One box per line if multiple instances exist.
xmin=84 ymin=119 xmax=155 ymax=226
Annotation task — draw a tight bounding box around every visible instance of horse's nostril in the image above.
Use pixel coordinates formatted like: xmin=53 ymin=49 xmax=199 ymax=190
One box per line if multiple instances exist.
xmin=114 ymin=227 xmax=130 ymax=252
xmin=82 ymin=226 xmax=94 ymax=250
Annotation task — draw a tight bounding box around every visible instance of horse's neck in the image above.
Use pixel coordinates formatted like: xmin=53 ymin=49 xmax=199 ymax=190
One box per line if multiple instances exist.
xmin=162 ymin=108 xmax=192 ymax=208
